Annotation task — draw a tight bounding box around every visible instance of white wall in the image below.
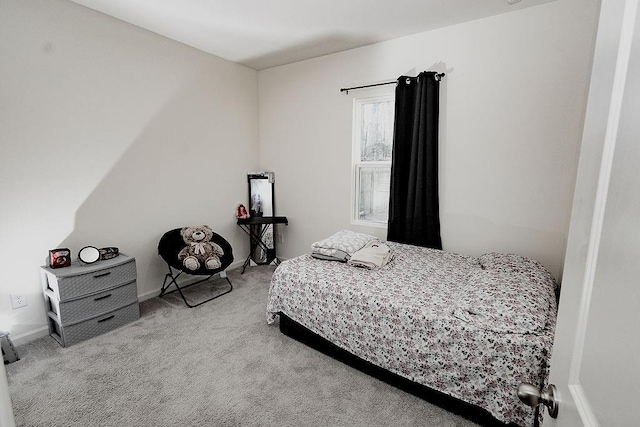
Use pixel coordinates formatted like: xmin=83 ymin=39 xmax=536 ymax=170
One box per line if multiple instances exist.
xmin=0 ymin=0 xmax=600 ymax=343
xmin=258 ymin=0 xmax=600 ymax=281
xmin=0 ymin=0 xmax=259 ymax=342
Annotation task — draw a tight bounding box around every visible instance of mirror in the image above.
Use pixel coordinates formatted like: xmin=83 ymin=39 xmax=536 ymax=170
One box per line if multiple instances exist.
xmin=248 ymin=172 xmax=275 ymax=217
xmin=247 ymin=172 xmax=276 ymax=264
xmin=78 ymin=246 xmax=100 ymax=264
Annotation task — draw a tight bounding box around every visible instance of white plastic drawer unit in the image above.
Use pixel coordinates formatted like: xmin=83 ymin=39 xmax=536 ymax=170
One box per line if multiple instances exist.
xmin=41 ymin=254 xmax=140 ymax=347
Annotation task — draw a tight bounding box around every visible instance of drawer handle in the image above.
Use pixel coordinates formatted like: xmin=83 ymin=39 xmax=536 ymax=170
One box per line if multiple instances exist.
xmin=94 ymin=294 xmax=112 ymax=301
xmin=93 ymin=271 xmax=111 ymax=278
xmin=97 ymin=315 xmax=115 ymax=323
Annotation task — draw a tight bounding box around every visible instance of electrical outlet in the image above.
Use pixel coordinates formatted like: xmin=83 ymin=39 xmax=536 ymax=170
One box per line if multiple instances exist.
xmin=278 ymin=233 xmax=284 ymax=244
xmin=10 ymin=293 xmax=28 ymax=309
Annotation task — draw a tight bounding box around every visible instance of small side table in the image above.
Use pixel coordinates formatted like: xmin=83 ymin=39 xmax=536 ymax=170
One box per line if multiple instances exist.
xmin=237 ymin=216 xmax=288 ymax=273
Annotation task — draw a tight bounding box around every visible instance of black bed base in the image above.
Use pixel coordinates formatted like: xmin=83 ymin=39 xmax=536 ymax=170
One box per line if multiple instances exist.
xmin=279 ymin=313 xmax=526 ymax=427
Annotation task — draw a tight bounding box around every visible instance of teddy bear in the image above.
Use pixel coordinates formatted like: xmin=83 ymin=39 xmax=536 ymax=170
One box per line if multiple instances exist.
xmin=177 ymin=225 xmax=224 ymax=271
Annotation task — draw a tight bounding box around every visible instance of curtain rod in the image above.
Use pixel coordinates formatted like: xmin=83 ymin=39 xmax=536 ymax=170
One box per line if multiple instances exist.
xmin=340 ymin=73 xmax=445 ymax=94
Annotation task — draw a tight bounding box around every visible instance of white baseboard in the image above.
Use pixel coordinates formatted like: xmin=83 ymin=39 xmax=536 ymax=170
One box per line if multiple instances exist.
xmin=569 ymin=384 xmax=600 ymax=427
xmin=11 ymin=326 xmax=49 ymax=347
xmin=137 ymin=289 xmax=160 ymax=302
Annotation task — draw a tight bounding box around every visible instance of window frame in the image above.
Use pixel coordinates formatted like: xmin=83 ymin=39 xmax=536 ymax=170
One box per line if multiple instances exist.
xmin=350 ymin=93 xmax=395 ymax=228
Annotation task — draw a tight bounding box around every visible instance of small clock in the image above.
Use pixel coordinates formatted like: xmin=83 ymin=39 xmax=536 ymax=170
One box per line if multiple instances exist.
xmin=78 ymin=246 xmax=100 ymax=264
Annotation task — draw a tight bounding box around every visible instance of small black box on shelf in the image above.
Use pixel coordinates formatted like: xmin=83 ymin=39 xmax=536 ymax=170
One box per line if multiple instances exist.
xmin=49 ymin=248 xmax=71 ymax=269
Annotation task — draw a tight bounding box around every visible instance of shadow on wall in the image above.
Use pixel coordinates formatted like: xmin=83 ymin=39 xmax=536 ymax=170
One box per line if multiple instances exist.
xmin=430 ymin=60 xmax=452 ymax=226
xmin=58 ymin=74 xmax=255 ymax=300
xmin=423 ymin=62 xmax=565 ymax=282
xmin=441 ymin=212 xmax=566 ymax=282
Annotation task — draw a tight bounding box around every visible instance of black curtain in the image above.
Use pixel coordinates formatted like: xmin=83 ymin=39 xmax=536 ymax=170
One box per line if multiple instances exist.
xmin=387 ymin=71 xmax=442 ymax=249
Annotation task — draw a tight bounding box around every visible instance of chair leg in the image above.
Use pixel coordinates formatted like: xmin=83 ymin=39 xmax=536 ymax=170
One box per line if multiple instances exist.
xmin=159 ymin=266 xmax=233 ymax=308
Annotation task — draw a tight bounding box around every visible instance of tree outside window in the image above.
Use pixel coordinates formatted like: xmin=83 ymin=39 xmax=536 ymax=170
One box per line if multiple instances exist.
xmin=352 ymin=94 xmax=394 ymax=226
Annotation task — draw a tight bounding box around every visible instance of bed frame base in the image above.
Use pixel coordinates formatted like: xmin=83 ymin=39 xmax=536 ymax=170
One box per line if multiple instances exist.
xmin=279 ymin=313 xmax=524 ymax=427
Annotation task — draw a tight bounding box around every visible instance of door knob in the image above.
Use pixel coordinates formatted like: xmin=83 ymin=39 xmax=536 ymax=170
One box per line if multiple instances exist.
xmin=517 ymin=383 xmax=559 ymax=418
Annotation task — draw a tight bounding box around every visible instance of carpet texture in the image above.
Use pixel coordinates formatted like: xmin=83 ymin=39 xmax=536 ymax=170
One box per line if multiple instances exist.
xmin=6 ymin=266 xmax=479 ymax=427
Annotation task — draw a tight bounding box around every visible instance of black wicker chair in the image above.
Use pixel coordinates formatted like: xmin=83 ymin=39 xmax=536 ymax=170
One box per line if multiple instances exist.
xmin=158 ymin=227 xmax=233 ymax=308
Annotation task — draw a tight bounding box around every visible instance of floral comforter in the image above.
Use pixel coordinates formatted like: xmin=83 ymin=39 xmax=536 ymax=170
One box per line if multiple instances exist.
xmin=266 ymin=242 xmax=557 ymax=426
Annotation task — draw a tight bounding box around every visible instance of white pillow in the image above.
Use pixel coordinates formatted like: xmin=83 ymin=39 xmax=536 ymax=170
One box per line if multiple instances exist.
xmin=452 ymin=269 xmax=556 ymax=334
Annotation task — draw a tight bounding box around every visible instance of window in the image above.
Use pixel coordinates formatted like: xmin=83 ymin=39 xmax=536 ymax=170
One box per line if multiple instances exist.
xmin=352 ymin=94 xmax=394 ymax=226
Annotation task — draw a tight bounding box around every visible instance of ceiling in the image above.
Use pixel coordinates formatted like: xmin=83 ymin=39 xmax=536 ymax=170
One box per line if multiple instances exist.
xmin=69 ymin=0 xmax=556 ymax=70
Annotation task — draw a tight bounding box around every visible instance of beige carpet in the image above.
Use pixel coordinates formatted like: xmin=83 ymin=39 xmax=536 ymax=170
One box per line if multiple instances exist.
xmin=6 ymin=265 xmax=480 ymax=427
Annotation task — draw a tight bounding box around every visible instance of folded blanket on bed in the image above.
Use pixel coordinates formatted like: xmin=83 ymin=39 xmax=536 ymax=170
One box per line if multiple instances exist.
xmin=310 ymin=230 xmax=378 ymax=262
xmin=347 ymin=241 xmax=393 ymax=270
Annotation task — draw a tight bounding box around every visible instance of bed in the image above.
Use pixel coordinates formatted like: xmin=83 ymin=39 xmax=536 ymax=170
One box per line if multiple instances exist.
xmin=266 ymin=238 xmax=557 ymax=426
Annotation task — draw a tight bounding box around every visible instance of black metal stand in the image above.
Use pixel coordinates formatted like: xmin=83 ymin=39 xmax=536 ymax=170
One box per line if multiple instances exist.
xmin=237 ymin=216 xmax=288 ymax=274
xmin=159 ymin=266 xmax=233 ymax=308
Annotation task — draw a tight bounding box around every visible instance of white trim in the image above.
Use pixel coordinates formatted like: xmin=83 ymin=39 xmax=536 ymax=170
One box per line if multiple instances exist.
xmin=569 ymin=384 xmax=600 ymax=427
xmin=10 ymin=326 xmax=49 ymax=347
xmin=569 ymin=0 xmax=637 ymax=383
xmin=352 ymin=163 xmax=391 ymax=227
xmin=351 ymin=219 xmax=388 ymax=229
xmin=351 ymin=94 xmax=394 ymax=226
xmin=568 ymin=0 xmax=638 ymax=421
xmin=138 ymin=289 xmax=160 ymax=302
